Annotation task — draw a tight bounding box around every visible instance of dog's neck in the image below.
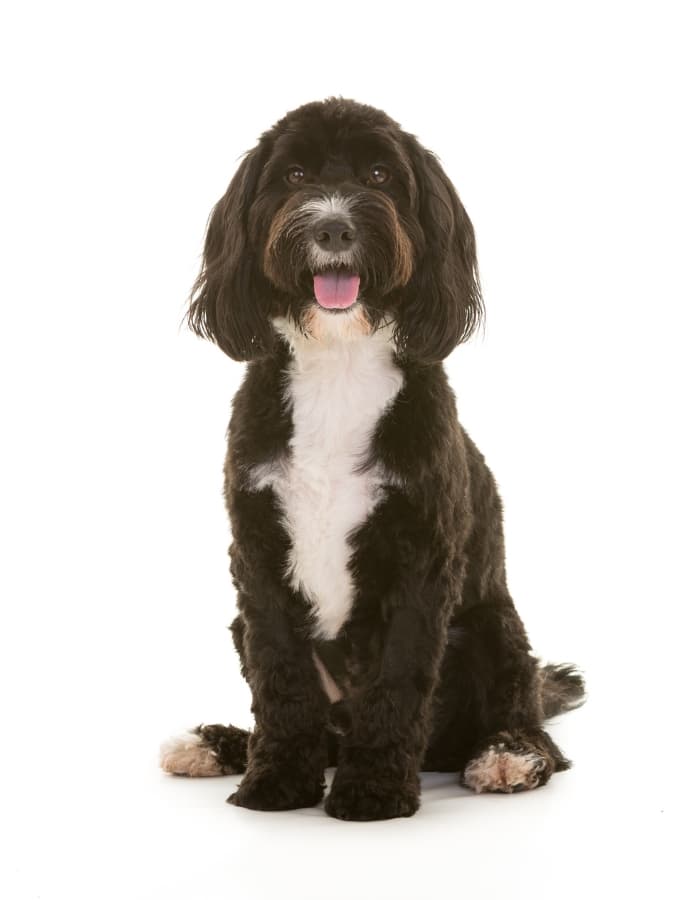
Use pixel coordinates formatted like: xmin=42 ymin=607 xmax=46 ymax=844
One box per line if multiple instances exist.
xmin=271 ymin=305 xmax=397 ymax=362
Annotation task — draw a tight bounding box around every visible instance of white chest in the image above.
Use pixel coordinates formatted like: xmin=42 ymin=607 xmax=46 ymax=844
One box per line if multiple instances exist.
xmin=251 ymin=322 xmax=403 ymax=639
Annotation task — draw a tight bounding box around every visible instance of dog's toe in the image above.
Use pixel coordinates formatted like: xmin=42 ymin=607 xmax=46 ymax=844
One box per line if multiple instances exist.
xmin=461 ymin=743 xmax=552 ymax=794
xmin=325 ymin=778 xmax=419 ymax=821
xmin=159 ymin=731 xmax=224 ymax=777
xmin=228 ymin=771 xmax=324 ymax=811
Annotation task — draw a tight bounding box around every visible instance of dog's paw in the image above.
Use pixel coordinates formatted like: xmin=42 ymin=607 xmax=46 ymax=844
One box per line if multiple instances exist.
xmin=159 ymin=731 xmax=225 ymax=777
xmin=461 ymin=743 xmax=552 ymax=794
xmin=228 ymin=770 xmax=324 ymax=811
xmin=325 ymin=778 xmax=420 ymax=821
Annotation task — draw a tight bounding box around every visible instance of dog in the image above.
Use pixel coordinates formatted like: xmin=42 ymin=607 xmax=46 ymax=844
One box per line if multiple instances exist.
xmin=160 ymin=98 xmax=584 ymax=820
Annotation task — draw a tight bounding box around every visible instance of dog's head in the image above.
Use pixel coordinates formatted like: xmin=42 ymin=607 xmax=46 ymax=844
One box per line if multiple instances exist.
xmin=188 ymin=98 xmax=482 ymax=362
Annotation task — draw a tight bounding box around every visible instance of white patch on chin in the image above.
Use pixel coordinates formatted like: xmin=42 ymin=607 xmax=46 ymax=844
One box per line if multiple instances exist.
xmin=308 ymin=302 xmax=373 ymax=342
xmin=251 ymin=316 xmax=403 ymax=640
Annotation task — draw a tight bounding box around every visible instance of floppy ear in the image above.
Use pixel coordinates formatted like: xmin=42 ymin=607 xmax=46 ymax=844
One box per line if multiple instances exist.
xmin=187 ymin=146 xmax=275 ymax=361
xmin=397 ymin=138 xmax=483 ymax=362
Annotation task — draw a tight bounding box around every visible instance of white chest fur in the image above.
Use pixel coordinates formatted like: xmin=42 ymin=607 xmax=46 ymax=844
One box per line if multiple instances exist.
xmin=252 ymin=317 xmax=403 ymax=639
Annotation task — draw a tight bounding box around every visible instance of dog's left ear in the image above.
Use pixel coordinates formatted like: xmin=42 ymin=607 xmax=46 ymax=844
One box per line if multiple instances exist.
xmin=187 ymin=143 xmax=275 ymax=361
xmin=397 ymin=137 xmax=483 ymax=362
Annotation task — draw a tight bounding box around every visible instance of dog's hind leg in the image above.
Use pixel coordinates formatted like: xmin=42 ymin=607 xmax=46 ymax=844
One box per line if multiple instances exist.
xmin=460 ymin=726 xmax=567 ymax=793
xmin=460 ymin=656 xmax=584 ymax=793
xmin=423 ymin=433 xmax=584 ymax=793
xmin=424 ymin=599 xmax=582 ymax=793
xmin=160 ymin=724 xmax=249 ymax=776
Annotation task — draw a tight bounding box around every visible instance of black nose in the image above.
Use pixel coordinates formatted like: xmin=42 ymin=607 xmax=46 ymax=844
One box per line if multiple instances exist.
xmin=312 ymin=217 xmax=356 ymax=252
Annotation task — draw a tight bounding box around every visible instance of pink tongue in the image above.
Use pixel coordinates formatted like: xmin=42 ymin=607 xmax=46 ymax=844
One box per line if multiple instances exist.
xmin=313 ymin=272 xmax=361 ymax=309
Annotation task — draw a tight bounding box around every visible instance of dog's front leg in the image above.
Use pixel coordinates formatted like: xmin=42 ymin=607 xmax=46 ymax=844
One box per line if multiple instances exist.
xmin=226 ymin=487 xmax=329 ymax=811
xmin=325 ymin=597 xmax=451 ymax=821
xmin=227 ymin=604 xmax=329 ymax=811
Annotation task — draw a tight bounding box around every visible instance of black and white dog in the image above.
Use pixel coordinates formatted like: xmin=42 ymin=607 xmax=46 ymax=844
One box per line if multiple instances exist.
xmin=161 ymin=98 xmax=584 ymax=820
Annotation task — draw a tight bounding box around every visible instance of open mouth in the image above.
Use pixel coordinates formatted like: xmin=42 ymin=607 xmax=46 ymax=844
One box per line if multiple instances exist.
xmin=312 ymin=269 xmax=361 ymax=310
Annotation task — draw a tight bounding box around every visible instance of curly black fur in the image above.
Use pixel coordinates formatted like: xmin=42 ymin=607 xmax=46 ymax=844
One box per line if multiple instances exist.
xmin=165 ymin=98 xmax=585 ymax=820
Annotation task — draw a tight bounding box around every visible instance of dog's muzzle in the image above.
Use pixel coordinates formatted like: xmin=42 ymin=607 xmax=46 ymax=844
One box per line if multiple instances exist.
xmin=309 ymin=214 xmax=361 ymax=309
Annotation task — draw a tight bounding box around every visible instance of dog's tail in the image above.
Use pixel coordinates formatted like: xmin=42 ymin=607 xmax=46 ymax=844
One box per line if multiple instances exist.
xmin=540 ymin=663 xmax=586 ymax=718
xmin=160 ymin=724 xmax=249 ymax=777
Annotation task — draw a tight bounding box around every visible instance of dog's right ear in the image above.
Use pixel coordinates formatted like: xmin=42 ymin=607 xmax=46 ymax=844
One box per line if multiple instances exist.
xmin=187 ymin=145 xmax=274 ymax=361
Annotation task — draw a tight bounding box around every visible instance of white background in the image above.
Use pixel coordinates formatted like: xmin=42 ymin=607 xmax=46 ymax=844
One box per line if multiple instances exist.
xmin=1 ymin=1 xmax=672 ymax=897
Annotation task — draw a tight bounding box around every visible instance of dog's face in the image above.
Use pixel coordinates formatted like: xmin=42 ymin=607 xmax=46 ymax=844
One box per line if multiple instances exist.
xmin=257 ymin=107 xmax=420 ymax=345
xmin=188 ymin=99 xmax=482 ymax=361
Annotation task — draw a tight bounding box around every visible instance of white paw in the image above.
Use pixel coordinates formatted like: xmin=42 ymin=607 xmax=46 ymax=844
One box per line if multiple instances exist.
xmin=463 ymin=744 xmax=549 ymax=794
xmin=159 ymin=731 xmax=223 ymax=777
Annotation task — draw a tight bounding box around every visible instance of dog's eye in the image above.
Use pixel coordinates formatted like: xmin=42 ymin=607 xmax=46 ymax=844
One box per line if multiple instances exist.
xmin=369 ymin=164 xmax=391 ymax=186
xmin=286 ymin=165 xmax=305 ymax=185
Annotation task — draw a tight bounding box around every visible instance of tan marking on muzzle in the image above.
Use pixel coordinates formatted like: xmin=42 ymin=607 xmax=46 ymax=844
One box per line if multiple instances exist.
xmin=263 ymin=195 xmax=308 ymax=285
xmin=381 ymin=194 xmax=414 ymax=287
